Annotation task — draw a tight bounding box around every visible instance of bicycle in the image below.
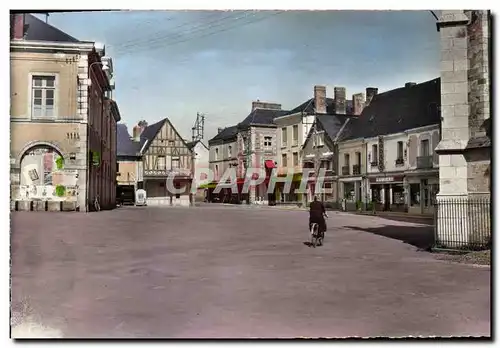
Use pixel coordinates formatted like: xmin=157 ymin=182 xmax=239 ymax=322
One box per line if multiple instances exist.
xmin=93 ymin=195 xmax=101 ymax=212
xmin=310 ymin=223 xmax=324 ymax=248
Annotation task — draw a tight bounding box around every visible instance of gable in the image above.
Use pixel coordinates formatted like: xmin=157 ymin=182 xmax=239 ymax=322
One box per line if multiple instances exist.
xmin=145 ymin=119 xmax=191 ymax=155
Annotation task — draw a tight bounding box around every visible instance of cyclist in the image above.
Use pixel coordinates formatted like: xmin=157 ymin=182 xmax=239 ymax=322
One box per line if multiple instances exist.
xmin=309 ymin=196 xmax=328 ymax=245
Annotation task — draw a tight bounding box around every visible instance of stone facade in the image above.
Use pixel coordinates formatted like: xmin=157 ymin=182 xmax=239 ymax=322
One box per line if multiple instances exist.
xmin=436 ymin=10 xmax=491 ymax=248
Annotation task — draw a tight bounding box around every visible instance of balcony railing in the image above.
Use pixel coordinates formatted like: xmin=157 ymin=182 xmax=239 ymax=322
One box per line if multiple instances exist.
xmin=352 ymin=164 xmax=361 ymax=175
xmin=341 ymin=165 xmax=350 ymax=176
xmin=395 ymin=158 xmax=405 ymax=166
xmin=417 ymin=155 xmax=433 ymax=169
xmin=370 ymin=161 xmax=378 ymax=167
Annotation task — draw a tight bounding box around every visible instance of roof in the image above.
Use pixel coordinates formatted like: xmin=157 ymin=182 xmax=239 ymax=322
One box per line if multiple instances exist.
xmin=238 ymin=108 xmax=290 ymax=127
xmin=24 ymin=14 xmax=80 ymax=43
xmin=117 ymin=124 xmax=141 ymax=157
xmin=186 ymin=140 xmax=209 ymax=151
xmin=343 ymin=78 xmax=441 ymax=140
xmin=138 ymin=119 xmax=167 ymax=152
xmin=336 ymin=117 xmax=361 ymax=142
xmin=286 ymin=98 xmax=354 ymax=116
xmin=208 ymin=125 xmax=239 ymax=145
xmin=315 ymin=114 xmax=351 ymax=142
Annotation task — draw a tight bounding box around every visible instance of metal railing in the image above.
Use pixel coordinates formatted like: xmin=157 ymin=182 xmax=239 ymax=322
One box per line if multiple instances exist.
xmin=434 ymin=196 xmax=491 ymax=251
xmin=417 ymin=156 xmax=433 ymax=169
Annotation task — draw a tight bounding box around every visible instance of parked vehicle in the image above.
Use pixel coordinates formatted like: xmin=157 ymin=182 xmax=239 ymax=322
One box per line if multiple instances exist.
xmin=135 ymin=189 xmax=147 ymax=206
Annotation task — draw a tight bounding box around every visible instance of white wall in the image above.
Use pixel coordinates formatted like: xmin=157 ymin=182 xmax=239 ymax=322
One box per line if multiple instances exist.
xmin=192 ymin=141 xmax=209 ymax=188
xmin=209 ymin=139 xmax=237 ymax=181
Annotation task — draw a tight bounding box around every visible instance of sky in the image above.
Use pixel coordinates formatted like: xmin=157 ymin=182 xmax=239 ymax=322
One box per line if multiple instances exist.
xmin=39 ymin=10 xmax=441 ymax=142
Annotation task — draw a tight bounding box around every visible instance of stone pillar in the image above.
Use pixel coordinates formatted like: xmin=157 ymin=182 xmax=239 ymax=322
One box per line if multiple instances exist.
xmin=435 ymin=10 xmax=491 ymax=248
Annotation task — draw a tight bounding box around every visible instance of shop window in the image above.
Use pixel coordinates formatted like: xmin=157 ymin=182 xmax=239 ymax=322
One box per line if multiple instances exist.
xmin=410 ymin=183 xmax=420 ymax=206
xmin=343 ymin=182 xmax=355 ymax=202
xmin=392 ymin=185 xmax=405 ymax=205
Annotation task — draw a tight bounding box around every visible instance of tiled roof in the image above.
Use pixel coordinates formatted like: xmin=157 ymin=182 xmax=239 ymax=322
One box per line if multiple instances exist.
xmin=343 ymin=78 xmax=441 ymax=140
xmin=286 ymin=98 xmax=354 ymax=115
xmin=24 ymin=14 xmax=80 ymax=43
xmin=315 ymin=114 xmax=352 ymax=142
xmin=208 ymin=125 xmax=239 ymax=144
xmin=117 ymin=124 xmax=141 ymax=157
xmin=238 ymin=108 xmax=290 ymax=127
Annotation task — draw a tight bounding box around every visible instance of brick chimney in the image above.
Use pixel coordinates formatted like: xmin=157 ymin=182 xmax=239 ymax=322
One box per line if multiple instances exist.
xmin=365 ymin=87 xmax=378 ymax=106
xmin=352 ymin=93 xmax=365 ymax=115
xmin=334 ymin=87 xmax=346 ymax=114
xmin=314 ymin=85 xmax=326 ymax=114
xmin=251 ymin=100 xmax=281 ymax=111
xmin=10 ymin=14 xmax=26 ymax=40
xmin=132 ymin=120 xmax=148 ymax=142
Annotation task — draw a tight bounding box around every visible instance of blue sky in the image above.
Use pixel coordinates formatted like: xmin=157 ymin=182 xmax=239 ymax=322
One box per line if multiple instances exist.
xmin=39 ymin=10 xmax=440 ymax=141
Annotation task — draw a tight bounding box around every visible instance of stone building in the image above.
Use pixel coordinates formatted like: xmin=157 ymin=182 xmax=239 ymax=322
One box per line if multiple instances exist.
xmin=435 ymin=10 xmax=492 ymax=247
xmin=10 ymin=13 xmax=119 ymax=212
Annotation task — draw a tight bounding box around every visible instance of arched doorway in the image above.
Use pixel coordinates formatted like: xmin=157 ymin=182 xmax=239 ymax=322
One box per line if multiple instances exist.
xmin=19 ymin=145 xmax=63 ymax=199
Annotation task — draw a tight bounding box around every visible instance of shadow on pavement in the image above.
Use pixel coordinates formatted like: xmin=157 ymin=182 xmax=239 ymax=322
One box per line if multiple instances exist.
xmin=344 ymin=224 xmax=435 ymax=251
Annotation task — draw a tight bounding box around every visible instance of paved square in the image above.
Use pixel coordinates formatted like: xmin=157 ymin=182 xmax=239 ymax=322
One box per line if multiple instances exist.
xmin=11 ymin=206 xmax=490 ymax=338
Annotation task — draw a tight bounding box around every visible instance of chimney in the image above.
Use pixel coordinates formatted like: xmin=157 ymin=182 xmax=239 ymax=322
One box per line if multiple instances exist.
xmin=251 ymin=100 xmax=281 ymax=111
xmin=352 ymin=93 xmax=365 ymax=116
xmin=217 ymin=127 xmax=224 ymax=134
xmin=132 ymin=121 xmax=148 ymax=142
xmin=405 ymin=82 xmax=416 ymax=88
xmin=365 ymin=87 xmax=378 ymax=106
xmin=11 ymin=14 xmax=26 ymax=40
xmin=314 ymin=85 xmax=326 ymax=114
xmin=334 ymin=87 xmax=347 ymax=114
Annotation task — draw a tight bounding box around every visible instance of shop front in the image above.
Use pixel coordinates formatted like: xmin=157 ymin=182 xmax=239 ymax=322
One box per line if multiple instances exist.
xmin=338 ymin=177 xmax=363 ymax=211
xmin=368 ymin=174 xmax=405 ymax=212
xmin=273 ymin=173 xmax=303 ymax=205
xmin=405 ymin=172 xmax=439 ymax=215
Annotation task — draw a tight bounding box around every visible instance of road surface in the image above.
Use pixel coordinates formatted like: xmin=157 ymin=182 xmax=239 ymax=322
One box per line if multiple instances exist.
xmin=11 ymin=206 xmax=490 ymax=338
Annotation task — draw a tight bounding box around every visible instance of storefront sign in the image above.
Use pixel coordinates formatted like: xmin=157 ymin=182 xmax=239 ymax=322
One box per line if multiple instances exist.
xmin=370 ymin=175 xmax=404 ymax=183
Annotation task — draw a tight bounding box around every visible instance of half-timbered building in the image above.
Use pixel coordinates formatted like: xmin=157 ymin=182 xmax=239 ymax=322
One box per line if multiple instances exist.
xmin=132 ymin=118 xmax=194 ymax=206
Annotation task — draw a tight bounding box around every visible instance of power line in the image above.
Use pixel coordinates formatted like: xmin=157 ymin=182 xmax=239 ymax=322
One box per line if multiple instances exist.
xmin=109 ymin=11 xmax=233 ymax=50
xmin=111 ymin=10 xmax=255 ymax=54
xmin=112 ymin=11 xmax=284 ymax=57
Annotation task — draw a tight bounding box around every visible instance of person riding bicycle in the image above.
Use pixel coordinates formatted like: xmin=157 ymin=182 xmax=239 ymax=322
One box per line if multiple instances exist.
xmin=309 ymin=196 xmax=328 ymax=244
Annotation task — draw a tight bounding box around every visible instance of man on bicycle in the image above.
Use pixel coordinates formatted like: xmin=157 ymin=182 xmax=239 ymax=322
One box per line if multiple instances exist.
xmin=309 ymin=196 xmax=328 ymax=245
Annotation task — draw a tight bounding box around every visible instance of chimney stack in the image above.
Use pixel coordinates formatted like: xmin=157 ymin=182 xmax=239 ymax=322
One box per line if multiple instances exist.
xmin=132 ymin=120 xmax=148 ymax=142
xmin=352 ymin=93 xmax=365 ymax=115
xmin=217 ymin=127 xmax=224 ymax=134
xmin=314 ymin=85 xmax=327 ymax=114
xmin=334 ymin=87 xmax=347 ymax=114
xmin=251 ymin=100 xmax=281 ymax=111
xmin=10 ymin=14 xmax=26 ymax=40
xmin=365 ymin=87 xmax=378 ymax=106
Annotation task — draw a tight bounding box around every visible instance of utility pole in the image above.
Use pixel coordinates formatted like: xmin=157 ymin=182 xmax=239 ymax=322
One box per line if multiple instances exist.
xmin=191 ymin=112 xmax=205 ymax=142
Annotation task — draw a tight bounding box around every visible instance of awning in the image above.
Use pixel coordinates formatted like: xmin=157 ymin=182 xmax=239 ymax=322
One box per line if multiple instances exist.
xmin=264 ymin=160 xmax=276 ymax=169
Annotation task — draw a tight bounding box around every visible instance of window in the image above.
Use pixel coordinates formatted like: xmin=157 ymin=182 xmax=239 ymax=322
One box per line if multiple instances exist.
xmin=397 ymin=141 xmax=404 ymax=159
xmin=292 ymin=125 xmax=299 ymax=145
xmin=215 ymin=164 xmax=219 ymax=178
xmin=242 ymin=137 xmax=247 ymax=151
xmin=282 ymin=154 xmax=287 ymax=167
xmin=168 ymin=140 xmax=175 ymax=146
xmin=171 ymin=156 xmax=180 ymax=169
xmin=264 ymin=136 xmax=272 ymax=148
xmin=281 ymin=127 xmax=287 ymax=147
xmin=32 ymin=75 xmax=56 ymax=117
xmin=215 ymin=148 xmax=219 ymax=160
xmin=157 ymin=156 xmax=166 ymax=170
xmin=228 ymin=145 xmax=232 ymax=157
xmin=371 ymin=144 xmax=378 ymax=163
xmin=293 ymin=152 xmax=299 ymax=166
xmin=344 ymin=153 xmax=350 ymax=167
xmin=410 ymin=183 xmax=420 ymax=206
xmin=420 ymin=139 xmax=430 ymax=156
xmin=355 ymin=152 xmax=361 ymax=165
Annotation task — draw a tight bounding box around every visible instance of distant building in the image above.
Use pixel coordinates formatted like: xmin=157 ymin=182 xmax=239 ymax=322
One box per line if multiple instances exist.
xmin=186 ymin=140 xmax=209 ymax=202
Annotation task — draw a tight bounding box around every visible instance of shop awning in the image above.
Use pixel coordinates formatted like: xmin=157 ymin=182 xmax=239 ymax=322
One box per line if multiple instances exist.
xmin=264 ymin=160 xmax=276 ymax=169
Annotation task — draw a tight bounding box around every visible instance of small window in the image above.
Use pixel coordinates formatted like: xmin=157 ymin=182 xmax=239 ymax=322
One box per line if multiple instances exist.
xmin=344 ymin=153 xmax=350 ymax=166
xmin=157 ymin=156 xmax=166 ymax=170
xmin=32 ymin=75 xmax=56 ymax=118
xmin=421 ymin=139 xmax=430 ymax=156
xmin=293 ymin=152 xmax=299 ymax=166
xmin=292 ymin=125 xmax=299 ymax=143
xmin=397 ymin=141 xmax=404 ymax=159
xmin=281 ymin=127 xmax=287 ymax=146
xmin=228 ymin=145 xmax=232 ymax=157
xmin=171 ymin=157 xmax=180 ymax=169
xmin=372 ymin=144 xmax=378 ymax=163
xmin=264 ymin=136 xmax=272 ymax=148
xmin=282 ymin=154 xmax=287 ymax=167
xmin=215 ymin=148 xmax=219 ymax=160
